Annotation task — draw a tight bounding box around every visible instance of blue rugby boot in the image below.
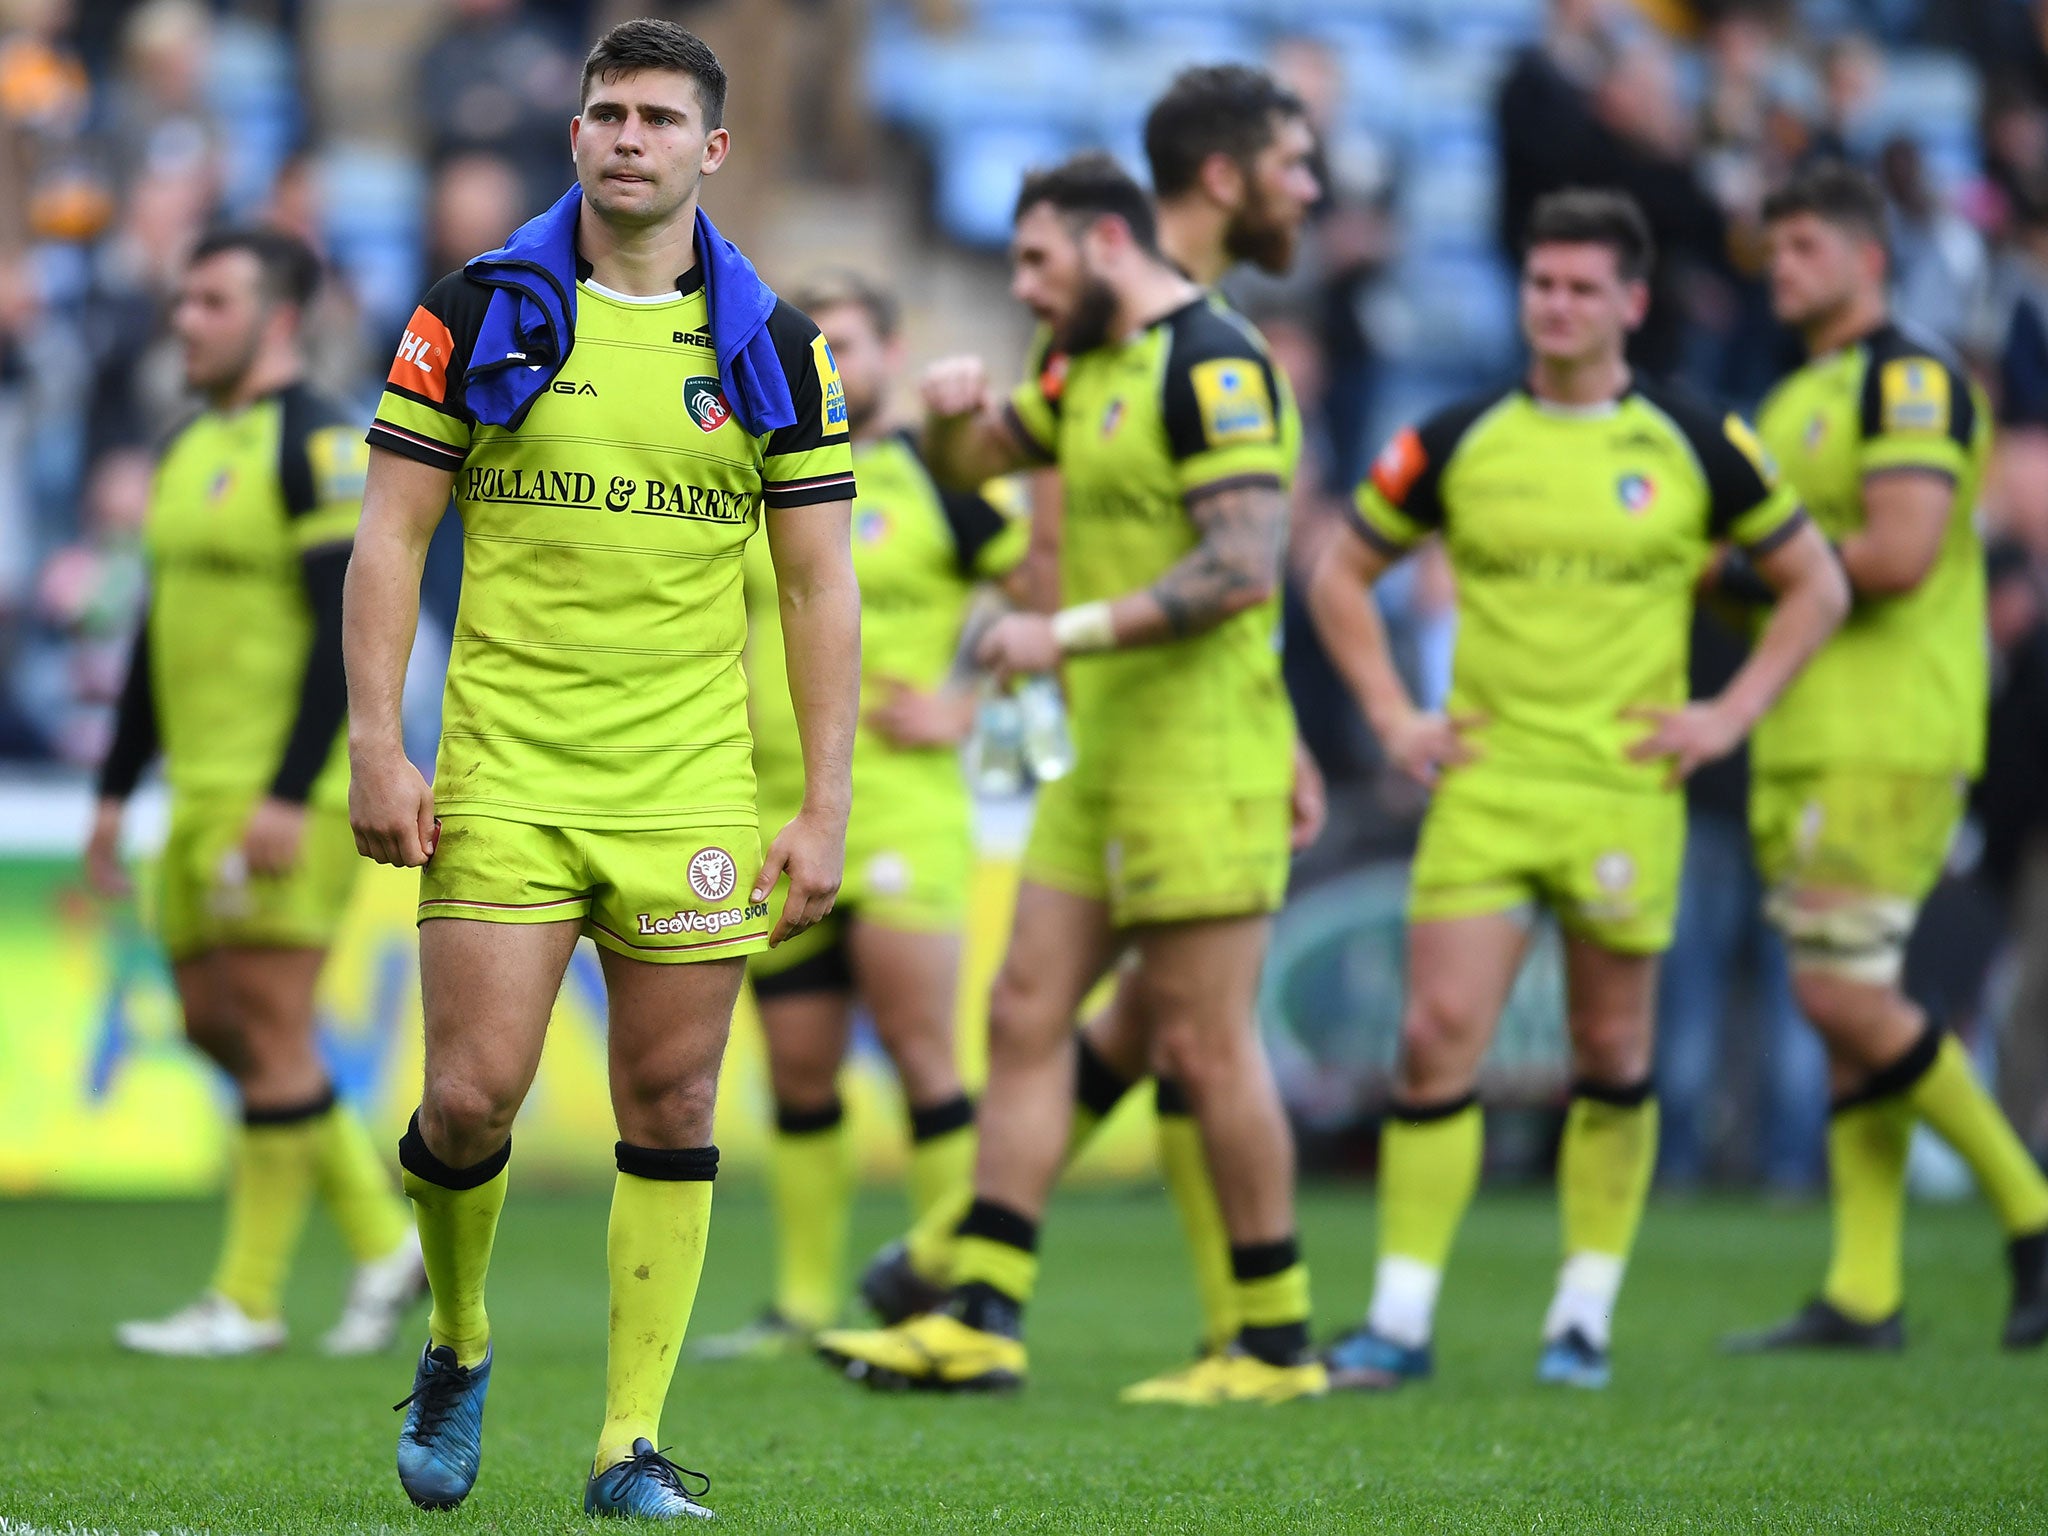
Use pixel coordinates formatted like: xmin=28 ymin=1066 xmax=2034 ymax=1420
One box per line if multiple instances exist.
xmin=395 ymin=1342 xmax=491 ymax=1509
xmin=585 ymin=1438 xmax=714 ymax=1521
xmin=1536 ymin=1327 xmax=1611 ymax=1389
xmin=1322 ymin=1323 xmax=1432 ymax=1391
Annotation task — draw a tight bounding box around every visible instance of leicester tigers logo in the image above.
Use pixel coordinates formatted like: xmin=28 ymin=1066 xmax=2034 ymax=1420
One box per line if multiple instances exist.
xmin=683 ymin=376 xmax=732 ymax=433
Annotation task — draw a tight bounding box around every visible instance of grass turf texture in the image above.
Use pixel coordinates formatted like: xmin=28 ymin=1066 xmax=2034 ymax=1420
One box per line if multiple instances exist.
xmin=2 ymin=1188 xmax=2041 ymax=1534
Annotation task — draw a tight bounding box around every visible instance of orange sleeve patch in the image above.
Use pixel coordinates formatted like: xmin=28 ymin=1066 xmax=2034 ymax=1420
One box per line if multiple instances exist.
xmin=1370 ymin=425 xmax=1427 ymax=505
xmin=388 ymin=305 xmax=455 ymax=404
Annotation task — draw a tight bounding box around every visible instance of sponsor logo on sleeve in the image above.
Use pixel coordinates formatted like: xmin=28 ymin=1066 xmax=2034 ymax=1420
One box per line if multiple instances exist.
xmin=1370 ymin=426 xmax=1428 ymax=505
xmin=390 ymin=306 xmax=455 ymax=404
xmin=1189 ymin=357 xmax=1276 ymax=447
xmin=307 ymin=425 xmax=370 ymax=502
xmin=1879 ymin=357 xmax=1949 ymax=434
xmin=813 ymin=334 xmax=847 ymax=434
xmin=684 ymin=376 xmax=733 ymax=432
xmin=1721 ymin=412 xmax=1778 ymax=480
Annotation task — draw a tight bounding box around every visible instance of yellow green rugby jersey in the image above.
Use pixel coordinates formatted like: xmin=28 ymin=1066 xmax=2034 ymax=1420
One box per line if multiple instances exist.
xmin=146 ymin=384 xmax=367 ymax=810
xmin=1005 ymin=295 xmax=1298 ymax=797
xmin=367 ymin=263 xmax=855 ymax=830
xmin=1352 ymin=380 xmax=1805 ymax=793
xmin=745 ymin=430 xmax=1027 ymax=810
xmin=1752 ymin=323 xmax=1990 ymax=778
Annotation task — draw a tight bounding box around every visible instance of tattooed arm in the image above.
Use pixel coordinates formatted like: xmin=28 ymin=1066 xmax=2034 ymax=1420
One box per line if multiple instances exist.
xmin=975 ymin=479 xmax=1287 ymax=678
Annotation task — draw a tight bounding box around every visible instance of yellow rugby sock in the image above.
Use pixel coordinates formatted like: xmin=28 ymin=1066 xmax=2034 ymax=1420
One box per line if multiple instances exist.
xmin=210 ymin=1092 xmax=327 ymax=1321
xmin=1067 ymin=1033 xmax=1135 ymax=1163
xmin=1548 ymin=1082 xmax=1658 ymax=1348
xmin=769 ymin=1102 xmax=850 ymax=1331
xmin=311 ymin=1098 xmax=411 ymax=1263
xmin=1821 ymin=1094 xmax=1912 ymax=1323
xmin=1367 ymin=1096 xmax=1481 ymax=1347
xmin=1908 ymin=1035 xmax=2048 ymax=1236
xmin=904 ymin=1096 xmax=976 ymax=1284
xmin=1155 ymin=1077 xmax=1238 ymax=1352
xmin=597 ymin=1146 xmax=717 ymax=1473
xmin=398 ymin=1113 xmax=509 ymax=1368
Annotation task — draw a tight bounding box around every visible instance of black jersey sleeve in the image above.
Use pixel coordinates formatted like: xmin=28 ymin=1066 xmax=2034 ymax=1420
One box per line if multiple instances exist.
xmin=1639 ymin=381 xmax=1808 ymax=551
xmin=367 ymin=270 xmax=489 ymax=470
xmin=95 ymin=615 xmax=158 ymax=800
xmin=1348 ymin=389 xmax=1504 ymax=555
xmin=1159 ymin=303 xmax=1289 ymax=498
xmin=761 ymin=299 xmax=858 ymax=509
xmin=1857 ymin=327 xmax=1978 ymax=481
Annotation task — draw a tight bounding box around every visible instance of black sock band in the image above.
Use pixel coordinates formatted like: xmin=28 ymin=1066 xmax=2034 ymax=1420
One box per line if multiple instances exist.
xmin=1570 ymin=1076 xmax=1655 ymax=1109
xmin=243 ymin=1084 xmax=337 ymax=1127
xmin=1238 ymin=1319 xmax=1312 ymax=1367
xmin=1389 ymin=1090 xmax=1479 ymax=1124
xmin=775 ymin=1099 xmax=844 ymax=1136
xmin=616 ymin=1142 xmax=719 ymax=1181
xmin=398 ymin=1110 xmax=510 ymax=1190
xmin=1230 ymin=1237 xmax=1300 ymax=1281
xmin=956 ymin=1197 xmax=1038 ymax=1254
xmin=1154 ymin=1075 xmax=1193 ymax=1118
xmin=909 ymin=1094 xmax=974 ymax=1142
xmin=1832 ymin=1026 xmax=1943 ymax=1115
xmin=1075 ymin=1034 xmax=1135 ymax=1119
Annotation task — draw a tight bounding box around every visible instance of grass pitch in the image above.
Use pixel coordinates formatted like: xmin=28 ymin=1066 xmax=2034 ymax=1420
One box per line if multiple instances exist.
xmin=2 ymin=1185 xmax=2042 ymax=1534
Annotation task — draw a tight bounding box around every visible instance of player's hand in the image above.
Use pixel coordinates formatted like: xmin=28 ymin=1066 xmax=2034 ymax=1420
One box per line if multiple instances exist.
xmin=976 ymin=611 xmax=1061 ymax=683
xmin=868 ymin=679 xmax=976 ymax=748
xmin=1623 ymin=701 xmax=1747 ymax=787
xmin=753 ymin=805 xmax=846 ymax=946
xmin=1290 ymin=741 xmax=1327 ymax=852
xmin=84 ymin=797 xmax=131 ymax=898
xmin=349 ymin=742 xmax=439 ymax=867
xmin=242 ymin=797 xmax=308 ymax=877
xmin=1381 ymin=708 xmax=1479 ymax=788
xmin=921 ymin=355 xmax=992 ymax=421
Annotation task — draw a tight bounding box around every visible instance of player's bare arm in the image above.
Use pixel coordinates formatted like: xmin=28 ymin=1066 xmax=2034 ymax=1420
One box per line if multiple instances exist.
xmin=342 ymin=447 xmax=452 ymax=868
xmin=755 ymin=498 xmax=859 ymax=944
xmin=976 ymin=480 xmax=1284 ymax=678
xmin=1834 ymin=469 xmax=1955 ymax=597
xmin=920 ymin=355 xmax=1039 ymax=489
xmin=1306 ymin=525 xmax=1475 ymax=788
xmin=1627 ymin=518 xmax=1848 ymax=785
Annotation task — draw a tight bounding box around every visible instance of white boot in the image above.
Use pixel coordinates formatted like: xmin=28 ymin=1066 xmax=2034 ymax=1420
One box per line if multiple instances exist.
xmin=322 ymin=1229 xmax=428 ymax=1356
xmin=116 ymin=1293 xmax=287 ymax=1357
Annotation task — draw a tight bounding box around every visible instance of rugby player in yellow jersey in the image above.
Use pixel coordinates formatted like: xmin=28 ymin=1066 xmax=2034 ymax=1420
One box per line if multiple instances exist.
xmin=1308 ymin=189 xmax=1847 ymax=1390
xmin=1722 ymin=163 xmax=2048 ymax=1354
xmin=696 ymin=272 xmax=1030 ymax=1358
xmin=818 ymin=152 xmax=1324 ymax=1405
xmin=88 ymin=228 xmax=421 ymax=1361
xmin=1058 ymin=63 xmax=1330 ymax=1393
xmin=343 ymin=22 xmax=858 ymax=1519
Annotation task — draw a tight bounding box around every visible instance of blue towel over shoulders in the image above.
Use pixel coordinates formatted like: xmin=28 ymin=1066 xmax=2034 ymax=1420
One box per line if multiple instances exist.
xmin=460 ymin=184 xmax=797 ymax=437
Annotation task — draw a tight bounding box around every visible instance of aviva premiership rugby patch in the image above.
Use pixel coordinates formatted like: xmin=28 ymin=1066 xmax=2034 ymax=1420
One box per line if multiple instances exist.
xmin=1879 ymin=357 xmax=1949 ymax=434
xmin=684 ymin=376 xmax=733 ymax=432
xmin=1190 ymin=357 xmax=1276 ymax=446
xmin=815 ymin=334 xmax=848 ymax=434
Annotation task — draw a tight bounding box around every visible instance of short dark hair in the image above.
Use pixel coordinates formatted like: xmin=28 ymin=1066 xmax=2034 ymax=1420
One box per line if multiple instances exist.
xmin=1761 ymin=159 xmax=1888 ymax=244
xmin=1014 ymin=151 xmax=1158 ymax=253
xmin=189 ymin=226 xmax=322 ymax=309
xmin=580 ymin=19 xmax=727 ymax=129
xmin=790 ymin=270 xmax=899 ymax=341
xmin=1143 ymin=63 xmax=1309 ymax=199
xmin=1523 ymin=188 xmax=1656 ymax=283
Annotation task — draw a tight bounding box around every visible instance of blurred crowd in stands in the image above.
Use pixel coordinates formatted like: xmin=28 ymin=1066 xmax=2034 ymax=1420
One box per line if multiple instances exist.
xmin=4 ymin=0 xmax=2048 ymax=1185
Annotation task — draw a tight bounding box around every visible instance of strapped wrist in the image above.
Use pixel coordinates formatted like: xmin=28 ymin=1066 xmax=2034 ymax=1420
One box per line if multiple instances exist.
xmin=1051 ymin=601 xmax=1116 ymax=655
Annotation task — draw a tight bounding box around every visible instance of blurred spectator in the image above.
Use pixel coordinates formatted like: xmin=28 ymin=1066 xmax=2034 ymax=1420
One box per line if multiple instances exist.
xmin=415 ymin=0 xmax=578 ymax=218
xmin=1807 ymin=32 xmax=1886 ymax=164
xmin=424 ymin=151 xmax=523 ymax=279
xmin=103 ymin=0 xmax=219 ymax=203
xmin=1654 ymin=610 xmax=1826 ymax=1193
xmin=1881 ymin=136 xmax=1988 ymax=353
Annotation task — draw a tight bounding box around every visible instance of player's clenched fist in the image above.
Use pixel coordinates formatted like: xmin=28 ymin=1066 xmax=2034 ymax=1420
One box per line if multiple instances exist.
xmin=348 ymin=743 xmax=439 ymax=867
xmin=920 ymin=355 xmax=991 ymax=421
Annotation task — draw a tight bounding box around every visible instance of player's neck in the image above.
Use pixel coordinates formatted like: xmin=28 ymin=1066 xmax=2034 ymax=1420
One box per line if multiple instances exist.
xmin=1156 ymin=200 xmax=1228 ymax=289
xmin=212 ymin=348 xmax=302 ymax=413
xmin=1526 ymin=351 xmax=1630 ymax=409
xmin=1113 ymin=261 xmax=1202 ymax=340
xmin=577 ymin=196 xmax=699 ymax=297
xmin=1802 ymin=292 xmax=1888 ymax=358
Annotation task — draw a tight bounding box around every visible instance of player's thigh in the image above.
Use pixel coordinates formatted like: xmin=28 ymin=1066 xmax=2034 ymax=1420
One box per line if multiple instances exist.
xmin=988 ymin=880 xmax=1120 ymax=1062
xmin=1560 ymin=933 xmax=1660 ymax=1083
xmin=417 ymin=915 xmax=581 ymax=1125
xmin=1401 ymin=912 xmax=1531 ymax=1087
xmin=171 ymin=951 xmax=241 ymax=1066
xmin=757 ymin=984 xmax=856 ymax=1111
xmin=212 ymin=945 xmax=326 ymax=1043
xmin=1127 ymin=912 xmax=1271 ymax=1086
xmin=847 ymin=916 xmax=963 ymax=1098
xmin=1088 ymin=959 xmax=1154 ymax=1083
xmin=601 ymin=950 xmax=748 ymax=1146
